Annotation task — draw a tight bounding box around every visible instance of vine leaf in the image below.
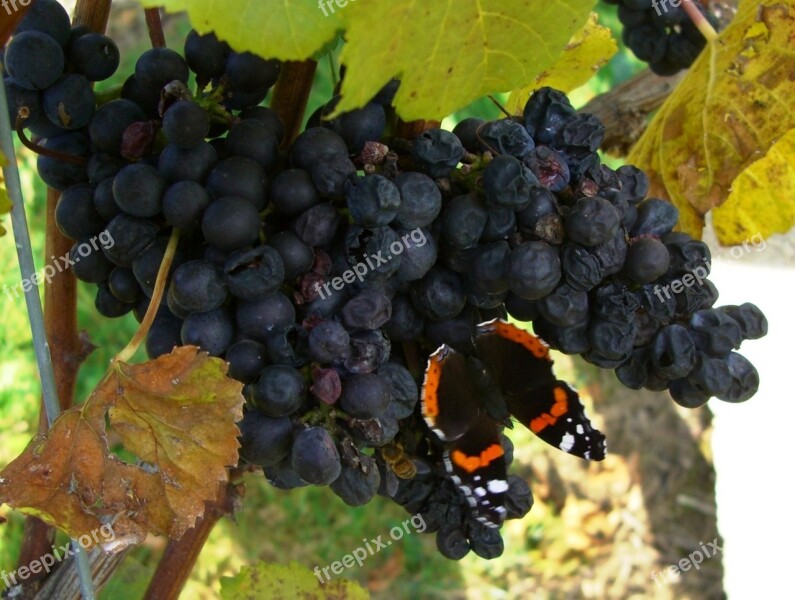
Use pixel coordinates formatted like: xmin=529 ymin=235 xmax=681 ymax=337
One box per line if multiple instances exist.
xmin=335 ymin=0 xmax=596 ymax=120
xmin=506 ymin=12 xmax=617 ymax=115
xmin=712 ymin=128 xmax=795 ymax=245
xmin=0 ymin=346 xmax=244 ymax=551
xmin=220 ymin=561 xmax=370 ymax=600
xmin=141 ymin=0 xmax=343 ymax=60
xmin=143 ymin=0 xmax=596 ymax=120
xmin=627 ymin=0 xmax=795 ymax=240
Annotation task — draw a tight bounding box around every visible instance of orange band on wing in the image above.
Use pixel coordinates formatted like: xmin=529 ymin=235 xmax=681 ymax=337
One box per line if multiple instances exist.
xmin=451 ymin=444 xmax=505 ymax=473
xmin=529 ymin=386 xmax=569 ymax=433
xmin=479 ymin=319 xmax=551 ymax=360
xmin=421 ymin=349 xmax=449 ymax=419
xmin=421 ymin=362 xmax=441 ymax=417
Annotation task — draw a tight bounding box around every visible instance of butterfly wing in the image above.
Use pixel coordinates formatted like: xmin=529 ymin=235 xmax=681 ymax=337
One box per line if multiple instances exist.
xmin=444 ymin=417 xmax=508 ymax=529
xmin=505 ymin=380 xmax=607 ymax=460
xmin=474 ymin=319 xmax=607 ymax=460
xmin=421 ymin=345 xmax=480 ymax=442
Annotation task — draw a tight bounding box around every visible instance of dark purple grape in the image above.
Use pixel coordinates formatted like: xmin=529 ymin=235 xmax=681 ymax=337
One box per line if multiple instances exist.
xmin=340 ymin=374 xmax=392 ymax=418
xmin=252 ymin=365 xmax=306 ymax=417
xmin=239 ymin=409 xmax=293 ymax=467
xmin=291 ymin=426 xmax=341 ymax=485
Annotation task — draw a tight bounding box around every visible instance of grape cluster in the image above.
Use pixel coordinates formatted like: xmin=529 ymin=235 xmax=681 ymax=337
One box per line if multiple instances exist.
xmin=4 ymin=11 xmax=766 ymax=560
xmin=604 ymin=0 xmax=719 ymax=75
xmin=3 ymin=0 xmax=120 ymax=136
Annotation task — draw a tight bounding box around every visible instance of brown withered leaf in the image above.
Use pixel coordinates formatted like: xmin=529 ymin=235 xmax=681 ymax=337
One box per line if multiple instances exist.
xmin=0 ymin=346 xmax=244 ymax=551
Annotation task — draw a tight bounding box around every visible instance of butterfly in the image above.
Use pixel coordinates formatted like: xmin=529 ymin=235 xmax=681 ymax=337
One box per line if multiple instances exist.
xmin=421 ymin=319 xmax=607 ymax=527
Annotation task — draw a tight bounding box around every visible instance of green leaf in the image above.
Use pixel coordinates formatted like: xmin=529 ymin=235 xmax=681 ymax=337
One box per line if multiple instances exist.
xmin=506 ymin=12 xmax=617 ymax=115
xmin=142 ymin=0 xmax=343 ymax=60
xmin=336 ymin=0 xmax=597 ymax=120
xmin=220 ymin=561 xmax=370 ymax=600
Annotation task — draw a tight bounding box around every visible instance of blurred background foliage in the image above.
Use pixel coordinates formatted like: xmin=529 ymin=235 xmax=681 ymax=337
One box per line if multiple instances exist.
xmin=0 ymin=2 xmax=649 ymax=598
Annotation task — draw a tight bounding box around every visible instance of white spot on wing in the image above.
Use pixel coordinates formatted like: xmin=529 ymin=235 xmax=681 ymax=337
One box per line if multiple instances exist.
xmin=487 ymin=479 xmax=509 ymax=494
xmin=560 ymin=432 xmax=575 ymax=452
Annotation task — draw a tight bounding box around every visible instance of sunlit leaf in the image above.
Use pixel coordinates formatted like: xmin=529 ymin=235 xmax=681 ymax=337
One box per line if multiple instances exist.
xmin=506 ymin=12 xmax=617 ymax=115
xmin=336 ymin=0 xmax=596 ymax=120
xmin=141 ymin=0 xmax=343 ymax=60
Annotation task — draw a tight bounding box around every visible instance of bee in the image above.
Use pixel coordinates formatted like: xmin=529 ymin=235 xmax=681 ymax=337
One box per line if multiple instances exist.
xmin=380 ymin=443 xmax=417 ymax=480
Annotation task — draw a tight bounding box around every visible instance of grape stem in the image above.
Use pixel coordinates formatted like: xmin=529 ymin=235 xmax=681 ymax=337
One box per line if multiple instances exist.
xmin=142 ymin=474 xmax=245 ymax=600
xmin=474 ymin=121 xmax=502 ymax=156
xmin=270 ymin=60 xmax=319 ymax=146
xmin=487 ymin=95 xmax=513 ymax=119
xmin=114 ymin=229 xmax=181 ymax=364
xmin=144 ymin=7 xmax=167 ymax=48
xmin=683 ymin=0 xmax=719 ymax=42
xmin=15 ymin=111 xmax=89 ymax=165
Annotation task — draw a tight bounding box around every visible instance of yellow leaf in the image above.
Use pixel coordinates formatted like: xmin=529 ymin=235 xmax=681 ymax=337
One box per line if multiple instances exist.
xmin=0 ymin=187 xmax=10 ymax=237
xmin=336 ymin=0 xmax=596 ymax=120
xmin=141 ymin=0 xmax=343 ymax=60
xmin=221 ymin=561 xmax=370 ymax=600
xmin=627 ymin=0 xmax=795 ymax=239
xmin=0 ymin=347 xmax=244 ymax=550
xmin=506 ymin=12 xmax=617 ymax=115
xmin=712 ymin=128 xmax=795 ymax=245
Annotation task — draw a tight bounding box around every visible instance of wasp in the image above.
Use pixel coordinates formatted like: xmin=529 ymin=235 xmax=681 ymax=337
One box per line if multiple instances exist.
xmin=380 ymin=443 xmax=417 ymax=480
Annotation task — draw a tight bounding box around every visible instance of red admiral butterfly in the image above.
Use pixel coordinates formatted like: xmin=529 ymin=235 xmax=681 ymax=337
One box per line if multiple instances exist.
xmin=421 ymin=319 xmax=607 ymax=528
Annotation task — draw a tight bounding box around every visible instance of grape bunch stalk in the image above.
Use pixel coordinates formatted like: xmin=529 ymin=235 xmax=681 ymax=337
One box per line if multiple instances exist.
xmin=2 ymin=2 xmax=766 ymax=561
